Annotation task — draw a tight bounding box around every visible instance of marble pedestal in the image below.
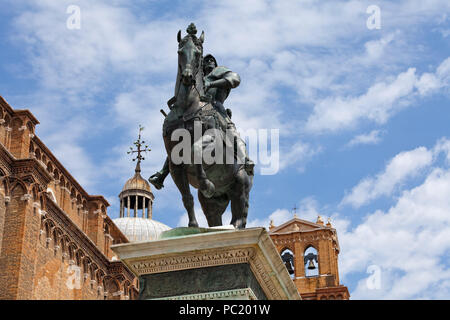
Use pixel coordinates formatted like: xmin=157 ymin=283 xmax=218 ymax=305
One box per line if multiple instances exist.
xmin=111 ymin=227 xmax=301 ymax=300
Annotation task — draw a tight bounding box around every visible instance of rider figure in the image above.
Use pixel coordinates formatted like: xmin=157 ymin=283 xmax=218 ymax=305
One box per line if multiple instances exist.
xmin=149 ymin=54 xmax=255 ymax=190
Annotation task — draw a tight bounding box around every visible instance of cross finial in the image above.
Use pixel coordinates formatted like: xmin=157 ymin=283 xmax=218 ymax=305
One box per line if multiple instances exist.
xmin=292 ymin=205 xmax=298 ymax=218
xmin=127 ymin=125 xmax=151 ymax=173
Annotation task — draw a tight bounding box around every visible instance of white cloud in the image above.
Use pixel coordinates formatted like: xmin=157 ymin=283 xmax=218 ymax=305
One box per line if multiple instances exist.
xmin=305 ymin=56 xmax=450 ymax=134
xmin=346 ymin=130 xmax=385 ymax=148
xmin=342 ymin=138 xmax=450 ymax=208
xmin=341 ymin=146 xmax=434 ymax=208
xmin=362 ymin=33 xmax=397 ymax=64
xmin=247 ymin=208 xmax=292 ymax=229
xmin=338 ymin=164 xmax=450 ymax=299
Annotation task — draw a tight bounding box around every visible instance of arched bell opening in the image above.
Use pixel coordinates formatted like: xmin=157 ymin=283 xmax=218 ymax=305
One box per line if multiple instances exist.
xmin=280 ymin=248 xmax=295 ymax=279
xmin=304 ymin=246 xmax=319 ymax=277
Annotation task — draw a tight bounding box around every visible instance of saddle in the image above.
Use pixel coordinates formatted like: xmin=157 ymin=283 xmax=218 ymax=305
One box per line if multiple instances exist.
xmin=163 ymin=101 xmax=229 ymax=138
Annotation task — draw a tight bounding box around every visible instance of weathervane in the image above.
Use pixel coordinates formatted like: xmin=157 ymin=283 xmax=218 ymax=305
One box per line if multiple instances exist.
xmin=127 ymin=125 xmax=151 ymax=173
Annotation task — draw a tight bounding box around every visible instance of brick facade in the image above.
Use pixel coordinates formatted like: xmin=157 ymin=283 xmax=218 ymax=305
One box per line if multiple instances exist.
xmin=0 ymin=96 xmax=137 ymax=300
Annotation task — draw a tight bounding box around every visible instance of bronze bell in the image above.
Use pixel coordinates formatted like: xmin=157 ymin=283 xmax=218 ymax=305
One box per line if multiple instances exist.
xmin=307 ymin=259 xmax=316 ymax=270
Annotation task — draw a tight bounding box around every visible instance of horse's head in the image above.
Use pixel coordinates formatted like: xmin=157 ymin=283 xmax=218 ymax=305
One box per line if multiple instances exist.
xmin=177 ymin=23 xmax=204 ymax=86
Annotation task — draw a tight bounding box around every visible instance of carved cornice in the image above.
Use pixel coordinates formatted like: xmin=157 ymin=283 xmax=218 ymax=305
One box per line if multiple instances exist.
xmin=0 ymin=144 xmax=52 ymax=190
xmin=12 ymin=159 xmax=53 ymax=189
xmin=0 ymin=144 xmax=14 ymax=175
xmin=130 ymin=247 xmax=256 ymax=275
xmin=271 ymin=228 xmax=336 ymax=245
xmin=108 ymin=261 xmax=135 ymax=282
xmin=155 ymin=288 xmax=258 ymax=300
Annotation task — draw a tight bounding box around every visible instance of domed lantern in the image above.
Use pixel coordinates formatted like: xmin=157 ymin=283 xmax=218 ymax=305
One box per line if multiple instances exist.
xmin=113 ymin=125 xmax=171 ymax=242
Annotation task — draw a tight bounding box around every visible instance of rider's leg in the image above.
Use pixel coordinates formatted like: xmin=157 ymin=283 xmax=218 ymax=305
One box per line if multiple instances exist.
xmin=149 ymin=157 xmax=170 ymax=189
xmin=226 ymin=123 xmax=255 ymax=176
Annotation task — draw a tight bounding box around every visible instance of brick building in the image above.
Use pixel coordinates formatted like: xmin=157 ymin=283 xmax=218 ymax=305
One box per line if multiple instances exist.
xmin=0 ymin=96 xmax=137 ymax=300
xmin=0 ymin=95 xmax=348 ymax=300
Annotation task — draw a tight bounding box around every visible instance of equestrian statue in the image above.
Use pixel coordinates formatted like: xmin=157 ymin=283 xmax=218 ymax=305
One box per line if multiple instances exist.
xmin=149 ymin=23 xmax=254 ymax=229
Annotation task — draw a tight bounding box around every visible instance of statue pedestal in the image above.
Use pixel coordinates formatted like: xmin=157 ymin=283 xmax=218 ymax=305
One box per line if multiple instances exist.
xmin=111 ymin=227 xmax=301 ymax=300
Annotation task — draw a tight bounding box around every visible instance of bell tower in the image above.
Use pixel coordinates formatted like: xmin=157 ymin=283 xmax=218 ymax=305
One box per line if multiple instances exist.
xmin=269 ymin=215 xmax=350 ymax=300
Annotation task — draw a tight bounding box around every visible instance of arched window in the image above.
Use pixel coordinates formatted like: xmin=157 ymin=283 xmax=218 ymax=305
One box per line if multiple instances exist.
xmin=280 ymin=248 xmax=295 ymax=279
xmin=304 ymin=246 xmax=319 ymax=277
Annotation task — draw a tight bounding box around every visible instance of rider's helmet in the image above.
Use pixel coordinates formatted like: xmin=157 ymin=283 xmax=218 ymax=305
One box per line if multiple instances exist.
xmin=203 ymin=54 xmax=218 ymax=72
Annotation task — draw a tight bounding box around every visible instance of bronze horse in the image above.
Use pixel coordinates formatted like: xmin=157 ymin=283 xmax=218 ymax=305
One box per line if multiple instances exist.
xmin=161 ymin=26 xmax=252 ymax=229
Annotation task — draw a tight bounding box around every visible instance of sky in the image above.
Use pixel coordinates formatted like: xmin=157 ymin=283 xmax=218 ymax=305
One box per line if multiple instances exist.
xmin=0 ymin=0 xmax=449 ymax=299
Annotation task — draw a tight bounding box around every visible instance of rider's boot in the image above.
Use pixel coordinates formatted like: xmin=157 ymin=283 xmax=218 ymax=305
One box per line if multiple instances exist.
xmin=149 ymin=158 xmax=170 ymax=190
xmin=234 ymin=132 xmax=255 ymax=176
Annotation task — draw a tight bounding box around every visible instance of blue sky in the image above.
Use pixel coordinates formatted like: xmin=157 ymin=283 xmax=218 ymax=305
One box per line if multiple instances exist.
xmin=1 ymin=0 xmax=449 ymax=299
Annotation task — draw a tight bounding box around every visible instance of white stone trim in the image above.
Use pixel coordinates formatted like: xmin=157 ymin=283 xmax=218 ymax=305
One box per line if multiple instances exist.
xmin=21 ymin=194 xmax=32 ymax=201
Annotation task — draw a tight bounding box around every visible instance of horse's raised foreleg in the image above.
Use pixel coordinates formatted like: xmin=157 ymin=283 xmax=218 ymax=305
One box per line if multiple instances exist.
xmin=229 ymin=169 xmax=252 ymax=229
xmin=170 ymin=163 xmax=198 ymax=227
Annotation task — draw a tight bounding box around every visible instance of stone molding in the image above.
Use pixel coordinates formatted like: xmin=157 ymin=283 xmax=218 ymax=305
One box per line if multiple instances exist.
xmin=130 ymin=247 xmax=256 ymax=275
xmin=154 ymin=288 xmax=258 ymax=300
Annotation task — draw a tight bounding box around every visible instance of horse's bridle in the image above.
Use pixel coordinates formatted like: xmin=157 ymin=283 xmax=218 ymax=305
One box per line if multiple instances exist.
xmin=177 ymin=36 xmax=204 ymax=101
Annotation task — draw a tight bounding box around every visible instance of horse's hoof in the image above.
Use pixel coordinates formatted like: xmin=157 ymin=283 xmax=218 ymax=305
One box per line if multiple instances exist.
xmin=200 ymin=179 xmax=215 ymax=198
xmin=233 ymin=218 xmax=246 ymax=229
xmin=188 ymin=221 xmax=199 ymax=228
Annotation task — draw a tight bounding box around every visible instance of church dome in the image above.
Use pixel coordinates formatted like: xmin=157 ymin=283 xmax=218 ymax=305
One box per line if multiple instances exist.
xmin=122 ymin=171 xmax=152 ymax=193
xmin=113 ymin=217 xmax=171 ymax=242
xmin=114 ymin=126 xmax=171 ymax=242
